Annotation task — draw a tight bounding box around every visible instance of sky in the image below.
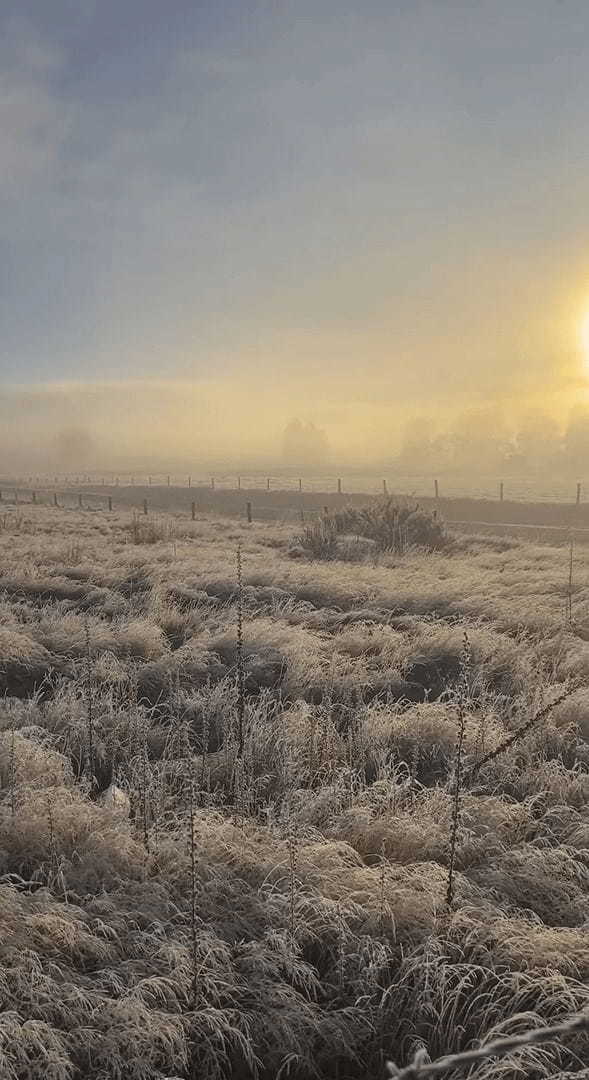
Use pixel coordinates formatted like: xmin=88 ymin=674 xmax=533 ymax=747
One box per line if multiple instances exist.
xmin=3 ymin=0 xmax=589 ymax=469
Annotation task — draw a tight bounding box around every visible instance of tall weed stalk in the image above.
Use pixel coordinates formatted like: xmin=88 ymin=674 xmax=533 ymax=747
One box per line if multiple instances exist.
xmin=187 ymin=775 xmax=198 ymax=1008
xmin=9 ymin=723 xmax=16 ymax=820
xmin=84 ymin=617 xmax=95 ymax=786
xmin=567 ymin=529 xmax=575 ymax=626
xmin=446 ymin=631 xmax=470 ymax=908
xmin=236 ymin=543 xmax=245 ymax=761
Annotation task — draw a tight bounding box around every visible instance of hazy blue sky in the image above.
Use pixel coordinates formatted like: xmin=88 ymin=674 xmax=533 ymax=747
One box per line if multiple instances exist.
xmin=3 ymin=1 xmax=589 ymax=463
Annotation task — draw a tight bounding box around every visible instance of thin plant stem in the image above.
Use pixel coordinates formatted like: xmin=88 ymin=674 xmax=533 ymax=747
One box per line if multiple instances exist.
xmin=236 ymin=543 xmax=245 ymax=762
xmin=9 ymin=723 xmax=16 ymax=820
xmin=446 ymin=631 xmax=470 ymax=908
xmin=84 ymin=617 xmax=94 ymax=786
xmin=188 ymin=775 xmax=198 ymax=1009
xmin=567 ymin=528 xmax=574 ymax=626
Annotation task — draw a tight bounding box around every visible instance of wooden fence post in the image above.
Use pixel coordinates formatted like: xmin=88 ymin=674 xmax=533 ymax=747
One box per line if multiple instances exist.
xmin=143 ymin=499 xmax=148 ymax=515
xmin=167 ymin=475 xmax=170 ymax=487
xmin=298 ymin=478 xmax=302 ymax=492
xmin=191 ymin=500 xmax=196 ymax=521
xmin=78 ymin=494 xmax=83 ymax=509
xmin=337 ymin=478 xmax=342 ymax=494
xmin=32 ymin=491 xmax=36 ymax=504
xmin=14 ymin=491 xmax=18 ymax=504
xmin=434 ymin=478 xmax=439 ymax=499
xmin=246 ymin=501 xmax=252 ymax=523
xmin=108 ymin=496 xmax=113 ymax=512
xmin=576 ymin=482 xmax=581 ymax=506
xmin=188 ymin=476 xmax=191 ymax=488
xmin=54 ymin=493 xmax=58 ymax=507
xmin=383 ymin=479 xmax=388 ymax=495
xmin=499 ymin=482 xmax=504 ymax=502
xmin=267 ymin=477 xmax=270 ymax=490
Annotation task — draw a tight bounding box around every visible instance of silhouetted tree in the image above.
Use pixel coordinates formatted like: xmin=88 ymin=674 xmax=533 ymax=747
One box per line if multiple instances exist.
xmin=282 ymin=419 xmax=330 ymax=466
xmin=52 ymin=427 xmax=97 ymax=468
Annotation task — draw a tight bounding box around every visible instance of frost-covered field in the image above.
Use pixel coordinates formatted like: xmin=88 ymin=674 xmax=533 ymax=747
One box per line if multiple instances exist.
xmin=0 ymin=506 xmax=588 ymax=1079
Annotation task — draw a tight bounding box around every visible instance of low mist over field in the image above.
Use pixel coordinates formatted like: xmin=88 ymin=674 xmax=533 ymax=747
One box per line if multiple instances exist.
xmin=6 ymin=386 xmax=589 ymax=479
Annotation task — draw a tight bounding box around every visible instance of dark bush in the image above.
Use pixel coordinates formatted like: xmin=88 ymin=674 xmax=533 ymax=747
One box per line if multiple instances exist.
xmin=333 ymin=498 xmax=446 ymax=553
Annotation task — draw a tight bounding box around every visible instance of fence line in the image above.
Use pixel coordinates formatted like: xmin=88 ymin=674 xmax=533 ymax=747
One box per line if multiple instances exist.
xmin=448 ymin=519 xmax=589 ymax=534
xmin=0 ymin=493 xmax=330 ymax=526
xmin=1 ymin=474 xmax=587 ymax=505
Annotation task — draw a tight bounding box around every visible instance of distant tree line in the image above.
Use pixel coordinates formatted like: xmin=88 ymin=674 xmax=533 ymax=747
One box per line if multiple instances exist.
xmin=395 ymin=407 xmax=589 ymax=474
xmin=282 ymin=419 xmax=330 ymax=467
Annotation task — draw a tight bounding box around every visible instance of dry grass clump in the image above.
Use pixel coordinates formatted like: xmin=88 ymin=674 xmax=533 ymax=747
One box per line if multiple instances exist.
xmin=26 ymin=612 xmax=167 ymax=662
xmin=359 ymin=703 xmax=504 ymax=783
xmin=0 ymin=732 xmax=70 ymax=790
xmin=552 ymin=687 xmax=589 ymax=738
xmin=123 ymin=513 xmax=180 ymax=545
xmin=0 ymin=786 xmax=143 ymax=892
xmin=487 ymin=915 xmax=589 ymax=978
xmin=0 ymin=627 xmax=62 ymax=697
xmin=0 ymin=575 xmax=106 ymax=605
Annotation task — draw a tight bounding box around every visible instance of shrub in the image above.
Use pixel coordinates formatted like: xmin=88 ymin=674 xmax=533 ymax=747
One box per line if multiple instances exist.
xmin=296 ymin=500 xmax=445 ymax=560
xmin=333 ymin=498 xmax=446 ymax=553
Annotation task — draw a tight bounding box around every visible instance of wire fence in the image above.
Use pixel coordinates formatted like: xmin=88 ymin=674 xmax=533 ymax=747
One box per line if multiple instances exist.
xmin=3 ymin=485 xmax=589 ymax=542
xmin=2 ymin=473 xmax=588 ymax=504
xmin=0 ymin=491 xmax=324 ymax=518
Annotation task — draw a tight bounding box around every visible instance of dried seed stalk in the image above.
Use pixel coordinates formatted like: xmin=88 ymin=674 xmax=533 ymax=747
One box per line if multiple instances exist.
xmin=188 ymin=775 xmax=198 ymax=1008
xmin=84 ymin=617 xmax=94 ymax=786
xmin=236 ymin=543 xmax=245 ymax=761
xmin=446 ymin=631 xmax=470 ymax=908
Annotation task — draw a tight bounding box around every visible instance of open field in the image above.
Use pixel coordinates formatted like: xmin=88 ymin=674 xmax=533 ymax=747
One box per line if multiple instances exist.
xmin=0 ymin=505 xmax=589 ymax=1078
